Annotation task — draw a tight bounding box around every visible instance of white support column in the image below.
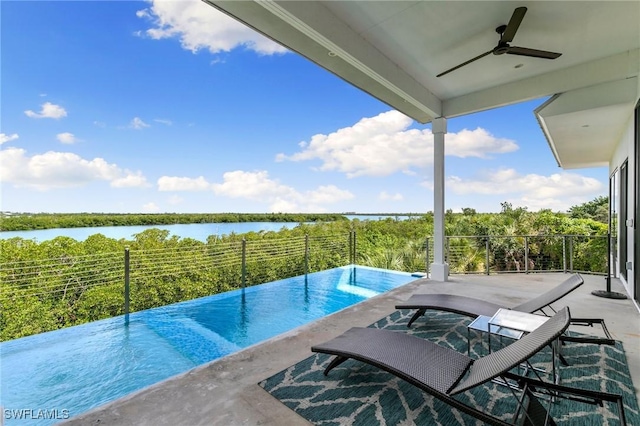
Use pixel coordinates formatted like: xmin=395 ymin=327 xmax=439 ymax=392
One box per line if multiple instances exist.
xmin=431 ymin=117 xmax=449 ymax=281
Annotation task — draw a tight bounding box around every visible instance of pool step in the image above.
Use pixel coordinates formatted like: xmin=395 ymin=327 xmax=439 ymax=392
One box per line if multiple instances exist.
xmin=335 ymin=267 xmax=380 ymax=298
xmin=336 ymin=282 xmax=379 ymax=298
xmin=144 ymin=316 xmax=241 ymax=365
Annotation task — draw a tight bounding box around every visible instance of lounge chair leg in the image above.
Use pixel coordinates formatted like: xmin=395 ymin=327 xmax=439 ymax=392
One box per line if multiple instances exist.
xmin=558 ymin=352 xmax=568 ymax=367
xmin=323 ymin=356 xmax=348 ymax=376
xmin=508 ymin=380 xmax=556 ymax=426
xmin=407 ymin=309 xmax=427 ymax=328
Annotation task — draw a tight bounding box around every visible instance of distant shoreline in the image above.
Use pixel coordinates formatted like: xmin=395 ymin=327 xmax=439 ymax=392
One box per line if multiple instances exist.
xmin=0 ymin=212 xmax=422 ymax=232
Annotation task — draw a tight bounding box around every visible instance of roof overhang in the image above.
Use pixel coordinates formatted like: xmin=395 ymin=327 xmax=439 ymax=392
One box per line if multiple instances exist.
xmin=535 ymin=77 xmax=639 ymax=169
xmin=204 ymin=1 xmax=640 ymax=170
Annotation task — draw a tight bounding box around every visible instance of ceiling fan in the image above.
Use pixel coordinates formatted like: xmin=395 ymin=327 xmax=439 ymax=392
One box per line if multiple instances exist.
xmin=436 ymin=6 xmax=562 ymax=78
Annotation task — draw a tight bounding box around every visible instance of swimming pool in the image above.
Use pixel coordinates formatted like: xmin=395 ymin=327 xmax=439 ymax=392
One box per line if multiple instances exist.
xmin=0 ymin=265 xmax=415 ymax=425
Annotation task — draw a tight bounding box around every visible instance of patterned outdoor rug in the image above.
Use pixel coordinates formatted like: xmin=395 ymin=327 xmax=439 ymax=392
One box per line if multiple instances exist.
xmin=259 ymin=310 xmax=639 ymax=425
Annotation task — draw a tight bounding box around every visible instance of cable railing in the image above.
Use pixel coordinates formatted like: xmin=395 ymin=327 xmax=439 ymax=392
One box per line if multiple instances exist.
xmin=1 ymin=251 xmax=124 ymax=298
xmin=1 ymin=233 xmax=607 ymax=298
xmin=427 ymin=234 xmax=608 ymax=276
xmin=0 ymin=232 xmax=607 ymax=340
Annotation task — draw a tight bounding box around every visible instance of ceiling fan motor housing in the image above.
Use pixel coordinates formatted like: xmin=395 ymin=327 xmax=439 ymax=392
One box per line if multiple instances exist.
xmin=493 ymin=25 xmax=510 ymax=55
xmin=493 ymin=43 xmax=510 ymax=55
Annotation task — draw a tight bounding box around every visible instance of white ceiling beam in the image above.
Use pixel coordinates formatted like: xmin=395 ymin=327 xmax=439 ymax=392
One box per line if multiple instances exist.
xmin=443 ymin=49 xmax=640 ymax=118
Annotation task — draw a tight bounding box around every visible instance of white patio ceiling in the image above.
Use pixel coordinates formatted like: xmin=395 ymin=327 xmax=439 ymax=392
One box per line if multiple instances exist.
xmin=204 ymin=1 xmax=640 ymax=169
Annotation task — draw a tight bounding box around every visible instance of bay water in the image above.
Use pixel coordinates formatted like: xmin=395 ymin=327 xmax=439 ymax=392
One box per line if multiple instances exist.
xmin=0 ymin=222 xmax=301 ymax=243
xmin=0 ymin=215 xmax=412 ymax=243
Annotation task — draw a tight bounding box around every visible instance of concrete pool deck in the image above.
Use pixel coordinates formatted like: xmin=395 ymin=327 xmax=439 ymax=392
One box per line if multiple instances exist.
xmin=62 ymin=273 xmax=639 ymax=426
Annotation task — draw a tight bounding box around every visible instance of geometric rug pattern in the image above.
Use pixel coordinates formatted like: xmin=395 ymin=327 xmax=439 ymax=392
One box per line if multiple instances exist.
xmin=259 ymin=310 xmax=639 ymax=425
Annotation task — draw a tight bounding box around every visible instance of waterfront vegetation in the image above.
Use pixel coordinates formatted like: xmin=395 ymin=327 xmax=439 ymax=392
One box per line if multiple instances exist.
xmin=0 ymin=212 xmax=350 ymax=231
xmin=0 ymin=202 xmax=608 ymax=341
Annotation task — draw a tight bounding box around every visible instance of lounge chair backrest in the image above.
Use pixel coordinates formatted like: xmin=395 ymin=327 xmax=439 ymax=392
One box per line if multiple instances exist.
xmin=449 ymin=306 xmax=570 ymax=395
xmin=512 ymin=273 xmax=583 ymax=314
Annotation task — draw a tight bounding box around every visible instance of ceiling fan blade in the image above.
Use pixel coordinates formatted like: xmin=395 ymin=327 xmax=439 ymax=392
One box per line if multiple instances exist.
xmin=507 ymin=46 xmax=562 ymax=59
xmin=436 ymin=50 xmax=492 ymax=77
xmin=501 ymin=6 xmax=527 ymax=43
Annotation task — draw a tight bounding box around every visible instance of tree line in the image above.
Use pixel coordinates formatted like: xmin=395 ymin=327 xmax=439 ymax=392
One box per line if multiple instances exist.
xmin=0 ymin=212 xmax=349 ymax=231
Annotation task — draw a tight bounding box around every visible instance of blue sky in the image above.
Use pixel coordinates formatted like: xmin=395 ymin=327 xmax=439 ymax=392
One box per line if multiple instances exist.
xmin=0 ymin=1 xmax=608 ymax=214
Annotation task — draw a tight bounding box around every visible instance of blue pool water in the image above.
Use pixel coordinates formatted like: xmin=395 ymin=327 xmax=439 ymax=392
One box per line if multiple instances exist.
xmin=0 ymin=265 xmax=415 ymax=425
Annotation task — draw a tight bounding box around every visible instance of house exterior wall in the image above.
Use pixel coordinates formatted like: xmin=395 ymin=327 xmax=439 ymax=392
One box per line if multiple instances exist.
xmin=610 ymin=106 xmax=637 ymax=301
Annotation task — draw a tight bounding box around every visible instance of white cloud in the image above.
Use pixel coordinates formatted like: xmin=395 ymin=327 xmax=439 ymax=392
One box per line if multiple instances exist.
xmin=154 ymin=118 xmax=172 ymax=125
xmin=94 ymin=121 xmax=106 ymax=128
xmin=137 ymin=0 xmax=287 ymax=55
xmin=211 ymin=171 xmax=353 ymax=212
xmin=447 ymin=168 xmax=605 ymax=211
xmin=419 ymin=180 xmax=434 ymax=191
xmin=276 ymin=111 xmax=518 ymax=178
xmin=0 ymin=133 xmax=19 ymax=145
xmin=159 ymin=170 xmax=352 ymax=212
xmin=446 ymin=128 xmax=518 ymax=158
xmin=56 ymin=132 xmax=78 ymax=144
xmin=142 ymin=202 xmax=161 ymax=212
xmin=158 ymin=176 xmax=211 ymax=191
xmin=211 ymin=170 xmax=295 ymax=200
xmin=0 ymin=147 xmax=149 ymax=190
xmin=111 ymin=172 xmax=151 ymax=188
xmin=130 ymin=117 xmax=150 ymax=129
xmin=167 ymin=194 xmax=184 ymax=205
xmin=270 ymin=198 xmax=299 ymax=213
xmin=24 ymin=102 xmax=67 ymax=119
xmin=379 ymin=191 xmax=404 ymax=201
xmin=305 ymin=185 xmax=354 ymax=206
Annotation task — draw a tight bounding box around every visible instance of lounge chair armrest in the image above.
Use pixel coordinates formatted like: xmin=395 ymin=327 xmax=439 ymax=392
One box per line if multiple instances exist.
xmin=563 ymin=318 xmax=615 ymax=345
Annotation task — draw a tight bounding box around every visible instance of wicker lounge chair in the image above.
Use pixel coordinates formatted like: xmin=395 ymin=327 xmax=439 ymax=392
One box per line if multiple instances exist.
xmin=311 ymin=307 xmax=626 ymax=426
xmin=396 ymin=273 xmax=613 ymax=346
xmin=398 ymin=273 xmax=583 ymax=327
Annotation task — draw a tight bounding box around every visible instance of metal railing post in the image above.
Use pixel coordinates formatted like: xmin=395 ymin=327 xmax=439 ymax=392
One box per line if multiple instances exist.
xmin=569 ymin=236 xmax=574 ymax=273
xmin=446 ymin=236 xmax=450 ymax=263
xmin=352 ymin=231 xmax=357 ymax=265
xmin=562 ymin=236 xmax=567 ymax=273
xmin=304 ymin=234 xmax=309 ymax=275
xmin=241 ymin=238 xmax=246 ymax=288
xmin=485 ymin=238 xmax=490 ymax=275
xmin=524 ymin=236 xmax=529 ymax=274
xmin=425 ymin=237 xmax=430 ymax=275
xmin=124 ymin=247 xmax=130 ymax=325
xmin=349 ymin=231 xmax=353 ymax=264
